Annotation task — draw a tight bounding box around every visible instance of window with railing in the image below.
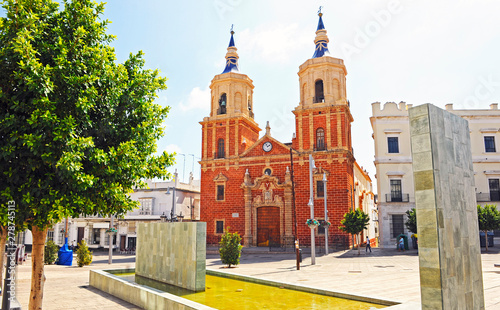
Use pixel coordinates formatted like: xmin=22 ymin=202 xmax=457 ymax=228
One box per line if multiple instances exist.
xmin=389 ymin=179 xmax=403 ymax=202
xmin=217 ymin=139 xmax=225 ymax=158
xmin=316 ymin=128 xmax=325 ymax=151
xmin=139 ymin=198 xmax=153 ymax=215
xmin=47 ymin=230 xmax=54 ymax=242
xmin=58 ymin=231 xmax=64 ymax=244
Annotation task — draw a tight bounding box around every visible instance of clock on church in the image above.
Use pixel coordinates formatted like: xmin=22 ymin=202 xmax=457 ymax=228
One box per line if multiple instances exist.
xmin=262 ymin=142 xmax=273 ymax=152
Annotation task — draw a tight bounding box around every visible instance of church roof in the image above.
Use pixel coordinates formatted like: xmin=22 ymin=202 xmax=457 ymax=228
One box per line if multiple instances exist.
xmin=312 ymin=12 xmax=330 ymax=58
xmin=222 ymin=30 xmax=240 ymax=74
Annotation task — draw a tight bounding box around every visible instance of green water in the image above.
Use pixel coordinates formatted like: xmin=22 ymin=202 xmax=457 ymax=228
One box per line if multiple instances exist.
xmin=116 ymin=273 xmax=385 ymax=310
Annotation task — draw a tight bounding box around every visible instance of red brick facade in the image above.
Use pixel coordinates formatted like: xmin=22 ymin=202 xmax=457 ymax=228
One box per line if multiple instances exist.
xmin=200 ymin=22 xmax=356 ymax=247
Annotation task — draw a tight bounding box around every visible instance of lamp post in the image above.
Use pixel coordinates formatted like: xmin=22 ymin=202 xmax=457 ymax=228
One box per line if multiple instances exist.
xmin=323 ymin=173 xmax=328 ymax=255
xmin=166 ymin=186 xmax=177 ymax=222
xmin=309 ymin=154 xmax=316 ymax=265
xmin=108 ymin=214 xmax=114 ymax=264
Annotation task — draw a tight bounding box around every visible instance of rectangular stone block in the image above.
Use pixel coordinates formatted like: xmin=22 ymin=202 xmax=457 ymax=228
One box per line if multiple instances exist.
xmin=409 ymin=104 xmax=484 ymax=310
xmin=136 ymin=222 xmax=206 ymax=292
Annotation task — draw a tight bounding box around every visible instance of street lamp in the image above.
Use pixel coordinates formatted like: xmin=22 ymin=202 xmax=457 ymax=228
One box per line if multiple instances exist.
xmin=322 ymin=173 xmax=328 ymax=255
xmin=308 ymin=198 xmax=315 ymax=265
xmin=166 ymin=186 xmax=177 ymax=222
xmin=308 ymin=154 xmax=316 ymax=265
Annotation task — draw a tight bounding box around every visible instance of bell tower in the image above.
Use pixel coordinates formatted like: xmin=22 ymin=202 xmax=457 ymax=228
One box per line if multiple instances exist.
xmin=292 ymin=11 xmax=353 ymax=154
xmin=200 ymin=28 xmax=261 ymax=162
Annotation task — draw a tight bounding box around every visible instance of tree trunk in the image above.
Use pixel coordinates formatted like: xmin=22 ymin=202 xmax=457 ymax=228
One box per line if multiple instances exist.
xmin=29 ymin=226 xmax=48 ymax=310
xmin=0 ymin=226 xmax=7 ymax=294
xmin=484 ymin=230 xmax=489 ymax=252
xmin=357 ymin=233 xmax=361 ymax=255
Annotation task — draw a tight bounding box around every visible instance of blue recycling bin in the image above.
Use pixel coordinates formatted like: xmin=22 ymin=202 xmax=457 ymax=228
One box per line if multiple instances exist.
xmin=57 ymin=237 xmax=73 ymax=266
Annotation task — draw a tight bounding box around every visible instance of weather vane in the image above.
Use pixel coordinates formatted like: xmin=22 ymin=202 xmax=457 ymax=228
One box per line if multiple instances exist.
xmin=318 ymin=6 xmax=323 ymax=14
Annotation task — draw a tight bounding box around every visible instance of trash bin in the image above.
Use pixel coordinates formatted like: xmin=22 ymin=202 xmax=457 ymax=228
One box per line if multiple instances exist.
xmin=396 ymin=234 xmax=409 ymax=250
xmin=479 ymin=231 xmax=494 ymax=247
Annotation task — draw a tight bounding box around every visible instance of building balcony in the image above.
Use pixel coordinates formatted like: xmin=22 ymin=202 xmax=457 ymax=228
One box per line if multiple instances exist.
xmin=385 ymin=193 xmax=410 ymax=203
xmin=477 ymin=192 xmax=500 ymax=202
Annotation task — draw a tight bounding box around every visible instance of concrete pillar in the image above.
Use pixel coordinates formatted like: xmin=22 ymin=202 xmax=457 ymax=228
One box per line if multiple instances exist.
xmin=409 ymin=104 xmax=484 ymax=310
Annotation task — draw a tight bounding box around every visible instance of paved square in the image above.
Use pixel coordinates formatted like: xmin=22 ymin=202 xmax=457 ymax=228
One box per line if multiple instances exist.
xmin=14 ymin=245 xmax=500 ymax=309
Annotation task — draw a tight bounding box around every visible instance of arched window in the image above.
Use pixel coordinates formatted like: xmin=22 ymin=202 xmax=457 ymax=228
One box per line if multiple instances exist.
xmin=217 ymin=139 xmax=225 ymax=158
xmin=316 ymin=128 xmax=325 ymax=151
xmin=315 ymin=80 xmax=324 ymax=103
xmin=218 ymin=93 xmax=227 ymax=115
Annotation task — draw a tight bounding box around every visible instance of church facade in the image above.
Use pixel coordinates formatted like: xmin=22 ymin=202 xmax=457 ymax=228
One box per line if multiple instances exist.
xmin=200 ymin=13 xmax=372 ymax=247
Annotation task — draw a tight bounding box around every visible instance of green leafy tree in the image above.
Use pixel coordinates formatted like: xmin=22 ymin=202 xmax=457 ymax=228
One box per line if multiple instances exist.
xmin=219 ymin=228 xmax=243 ymax=268
xmin=477 ymin=204 xmax=500 ymax=252
xmin=76 ymin=239 xmax=93 ymax=267
xmin=44 ymin=240 xmax=59 ymax=264
xmin=339 ymin=208 xmax=370 ymax=255
xmin=0 ymin=1 xmax=173 ymax=308
xmin=405 ymin=208 xmax=417 ymax=234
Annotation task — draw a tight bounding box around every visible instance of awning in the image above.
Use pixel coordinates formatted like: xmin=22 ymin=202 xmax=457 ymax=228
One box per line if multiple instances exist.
xmin=92 ymin=223 xmax=109 ymax=229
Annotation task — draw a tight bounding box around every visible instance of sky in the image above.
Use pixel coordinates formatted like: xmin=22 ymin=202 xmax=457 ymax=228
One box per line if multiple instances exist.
xmin=7 ymin=0 xmax=500 ymax=189
xmin=94 ymin=0 xmax=500 ymax=187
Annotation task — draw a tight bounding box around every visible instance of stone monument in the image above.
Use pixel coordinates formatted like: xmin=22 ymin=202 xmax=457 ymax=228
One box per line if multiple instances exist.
xmin=136 ymin=222 xmax=206 ymax=292
xmin=409 ymin=104 xmax=484 ymax=309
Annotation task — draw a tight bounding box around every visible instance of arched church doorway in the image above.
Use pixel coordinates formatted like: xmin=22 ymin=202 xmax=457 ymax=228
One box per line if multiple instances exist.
xmin=257 ymin=206 xmax=280 ymax=247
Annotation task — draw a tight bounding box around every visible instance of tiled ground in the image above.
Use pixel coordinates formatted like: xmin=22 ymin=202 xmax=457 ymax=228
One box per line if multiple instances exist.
xmin=13 ymin=244 xmax=500 ymax=309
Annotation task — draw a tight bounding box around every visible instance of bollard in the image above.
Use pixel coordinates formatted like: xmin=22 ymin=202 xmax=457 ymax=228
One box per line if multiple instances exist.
xmin=295 ymin=240 xmax=300 ymax=270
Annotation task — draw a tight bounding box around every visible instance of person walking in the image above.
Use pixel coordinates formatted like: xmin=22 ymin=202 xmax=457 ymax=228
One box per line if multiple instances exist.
xmin=366 ymin=237 xmax=372 ymax=253
xmin=398 ymin=236 xmax=405 ymax=252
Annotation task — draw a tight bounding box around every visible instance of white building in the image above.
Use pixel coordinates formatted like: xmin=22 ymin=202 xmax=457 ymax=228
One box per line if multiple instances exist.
xmin=371 ymin=102 xmax=500 ymax=248
xmin=20 ymin=172 xmax=200 ymax=252
xmin=354 ymin=162 xmax=378 ymax=247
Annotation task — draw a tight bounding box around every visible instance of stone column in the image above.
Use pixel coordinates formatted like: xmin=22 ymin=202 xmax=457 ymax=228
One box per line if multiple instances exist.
xmin=242 ymin=170 xmax=253 ymax=247
xmin=409 ymin=104 xmax=484 ymax=310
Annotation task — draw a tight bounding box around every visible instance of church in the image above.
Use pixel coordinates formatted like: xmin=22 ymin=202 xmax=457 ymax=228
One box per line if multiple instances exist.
xmin=199 ymin=12 xmax=374 ymax=247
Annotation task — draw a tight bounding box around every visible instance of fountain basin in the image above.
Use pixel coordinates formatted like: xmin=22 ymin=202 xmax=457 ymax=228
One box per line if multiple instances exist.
xmin=90 ymin=268 xmax=400 ymax=310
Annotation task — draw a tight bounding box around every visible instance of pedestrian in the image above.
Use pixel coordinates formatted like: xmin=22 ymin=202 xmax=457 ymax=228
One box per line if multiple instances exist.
xmin=366 ymin=237 xmax=372 ymax=253
xmin=398 ymin=237 xmax=405 ymax=252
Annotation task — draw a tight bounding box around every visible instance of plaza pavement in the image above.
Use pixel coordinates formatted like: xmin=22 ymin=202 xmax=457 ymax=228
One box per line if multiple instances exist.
xmin=13 ymin=244 xmax=500 ymax=310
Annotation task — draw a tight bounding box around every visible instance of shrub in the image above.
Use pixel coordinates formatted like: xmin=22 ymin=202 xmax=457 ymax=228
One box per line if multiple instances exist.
xmin=219 ymin=228 xmax=242 ymax=268
xmin=44 ymin=240 xmax=59 ymax=265
xmin=405 ymin=208 xmax=417 ymax=234
xmin=76 ymin=240 xmax=93 ymax=267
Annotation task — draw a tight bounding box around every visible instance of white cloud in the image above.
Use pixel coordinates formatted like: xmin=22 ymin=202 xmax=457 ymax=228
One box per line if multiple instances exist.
xmin=178 ymin=86 xmax=211 ymax=112
xmin=238 ymin=23 xmax=310 ymax=64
